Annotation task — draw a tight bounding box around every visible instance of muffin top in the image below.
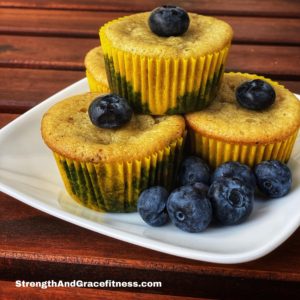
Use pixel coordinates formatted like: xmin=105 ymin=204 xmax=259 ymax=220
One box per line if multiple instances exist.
xmin=84 ymin=46 xmax=108 ymax=86
xmin=41 ymin=93 xmax=185 ymax=163
xmin=185 ymin=73 xmax=300 ymax=144
xmin=100 ymin=12 xmax=233 ymax=58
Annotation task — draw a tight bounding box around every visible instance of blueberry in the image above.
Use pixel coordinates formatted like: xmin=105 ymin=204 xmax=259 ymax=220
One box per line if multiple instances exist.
xmin=212 ymin=161 xmax=256 ymax=189
xmin=236 ymin=79 xmax=276 ymax=111
xmin=148 ymin=5 xmax=190 ymax=37
xmin=167 ymin=185 xmax=212 ymax=233
xmin=178 ymin=156 xmax=211 ymax=186
xmin=88 ymin=93 xmax=133 ymax=129
xmin=192 ymin=182 xmax=209 ymax=195
xmin=208 ymin=177 xmax=254 ymax=225
xmin=254 ymin=160 xmax=292 ymax=198
xmin=137 ymin=186 xmax=169 ymax=226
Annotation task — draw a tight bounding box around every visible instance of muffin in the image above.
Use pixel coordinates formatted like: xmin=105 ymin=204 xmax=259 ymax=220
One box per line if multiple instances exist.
xmin=41 ymin=92 xmax=186 ymax=212
xmin=100 ymin=10 xmax=233 ymax=115
xmin=185 ymin=72 xmax=300 ymax=168
xmin=84 ymin=46 xmax=110 ymax=93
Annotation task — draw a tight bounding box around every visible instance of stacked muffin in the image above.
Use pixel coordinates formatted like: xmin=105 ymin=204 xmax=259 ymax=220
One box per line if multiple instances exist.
xmin=87 ymin=7 xmax=300 ymax=166
xmin=99 ymin=12 xmax=232 ymax=114
xmin=42 ymin=6 xmax=300 ymax=213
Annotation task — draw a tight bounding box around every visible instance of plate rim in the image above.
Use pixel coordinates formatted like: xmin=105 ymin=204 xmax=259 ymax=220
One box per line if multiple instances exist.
xmin=0 ymin=77 xmax=300 ymax=264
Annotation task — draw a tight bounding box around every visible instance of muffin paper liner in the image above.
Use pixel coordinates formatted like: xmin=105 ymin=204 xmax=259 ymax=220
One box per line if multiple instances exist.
xmin=86 ymin=70 xmax=110 ymax=94
xmin=187 ymin=72 xmax=300 ymax=168
xmin=100 ymin=22 xmax=230 ymax=115
xmin=53 ymin=134 xmax=185 ymax=212
xmin=189 ymin=129 xmax=299 ymax=168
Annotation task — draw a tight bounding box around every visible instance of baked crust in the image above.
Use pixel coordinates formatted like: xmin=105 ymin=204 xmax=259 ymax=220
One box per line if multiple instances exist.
xmin=84 ymin=46 xmax=108 ymax=86
xmin=41 ymin=92 xmax=186 ymax=163
xmin=100 ymin=12 xmax=233 ymax=58
xmin=185 ymin=72 xmax=300 ymax=145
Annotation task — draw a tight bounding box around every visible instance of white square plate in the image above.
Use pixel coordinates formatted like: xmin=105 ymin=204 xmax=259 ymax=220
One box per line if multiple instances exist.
xmin=1 ymin=78 xmax=300 ymax=264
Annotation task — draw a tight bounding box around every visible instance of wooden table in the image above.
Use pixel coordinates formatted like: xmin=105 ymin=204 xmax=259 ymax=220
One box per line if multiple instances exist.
xmin=1 ymin=1 xmax=300 ymax=299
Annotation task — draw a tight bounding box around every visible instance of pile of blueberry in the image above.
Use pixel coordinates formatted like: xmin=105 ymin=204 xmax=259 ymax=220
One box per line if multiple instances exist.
xmin=137 ymin=157 xmax=292 ymax=233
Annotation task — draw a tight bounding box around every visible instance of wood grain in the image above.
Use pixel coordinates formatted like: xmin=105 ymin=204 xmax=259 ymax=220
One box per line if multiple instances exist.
xmin=1 ymin=35 xmax=300 ymax=78
xmin=222 ymin=16 xmax=300 ymax=45
xmin=0 ymin=68 xmax=84 ymax=113
xmin=227 ymin=44 xmax=300 ymax=78
xmin=0 ymin=113 xmax=18 ymax=128
xmin=1 ymin=9 xmax=300 ymax=45
xmin=0 ymin=36 xmax=97 ymax=70
xmin=0 ymin=281 xmax=204 ymax=300
xmin=0 ymin=9 xmax=127 ymax=38
xmin=0 ymin=192 xmax=299 ymax=280
xmin=280 ymin=81 xmax=300 ymax=94
xmin=0 ymin=192 xmax=300 ymax=298
xmin=1 ymin=0 xmax=300 ymax=17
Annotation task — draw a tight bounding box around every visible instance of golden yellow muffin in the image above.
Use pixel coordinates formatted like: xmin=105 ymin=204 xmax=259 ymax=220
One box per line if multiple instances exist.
xmin=84 ymin=47 xmax=110 ymax=93
xmin=100 ymin=12 xmax=233 ymax=115
xmin=185 ymin=72 xmax=300 ymax=168
xmin=41 ymin=92 xmax=186 ymax=212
